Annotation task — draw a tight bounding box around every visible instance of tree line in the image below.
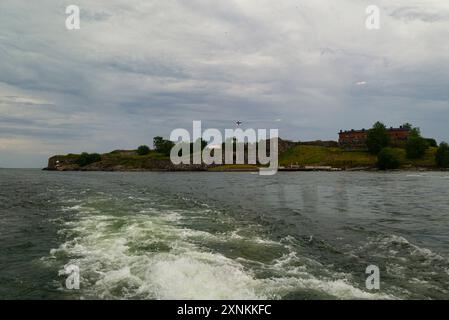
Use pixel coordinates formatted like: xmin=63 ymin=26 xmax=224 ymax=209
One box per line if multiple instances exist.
xmin=366 ymin=121 xmax=449 ymax=169
xmin=137 ymin=136 xmax=207 ymax=157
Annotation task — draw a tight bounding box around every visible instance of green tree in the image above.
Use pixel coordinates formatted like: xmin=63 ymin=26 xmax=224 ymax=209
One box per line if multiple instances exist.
xmin=137 ymin=145 xmax=150 ymax=156
xmin=200 ymin=138 xmax=208 ymax=151
xmin=436 ymin=142 xmax=449 ymax=168
xmin=405 ymin=127 xmax=428 ymax=159
xmin=76 ymin=152 xmax=101 ymax=167
xmin=153 ymin=136 xmax=164 ymax=150
xmin=377 ymin=148 xmax=400 ymax=170
xmin=410 ymin=127 xmax=421 ymax=136
xmin=425 ymin=138 xmax=437 ymax=148
xmin=153 ymin=136 xmax=175 ymax=156
xmin=366 ymin=121 xmax=390 ymax=154
xmin=190 ymin=138 xmax=208 ymax=153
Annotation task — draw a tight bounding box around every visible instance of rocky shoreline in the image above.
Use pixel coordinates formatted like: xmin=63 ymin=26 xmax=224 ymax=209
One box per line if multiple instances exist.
xmin=44 ymin=155 xmax=208 ymax=172
xmin=44 ymin=156 xmax=444 ymax=173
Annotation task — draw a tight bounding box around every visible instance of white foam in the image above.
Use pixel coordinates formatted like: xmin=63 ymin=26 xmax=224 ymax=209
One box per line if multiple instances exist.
xmin=141 ymin=253 xmax=264 ymax=300
xmin=61 ymin=205 xmax=83 ymax=211
xmin=49 ymin=206 xmax=269 ymax=300
xmin=50 ymin=199 xmax=402 ymax=300
xmin=378 ymin=235 xmax=447 ymax=262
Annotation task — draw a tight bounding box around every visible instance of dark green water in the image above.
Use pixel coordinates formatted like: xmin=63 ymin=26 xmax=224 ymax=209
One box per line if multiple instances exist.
xmin=1 ymin=169 xmax=448 ymax=299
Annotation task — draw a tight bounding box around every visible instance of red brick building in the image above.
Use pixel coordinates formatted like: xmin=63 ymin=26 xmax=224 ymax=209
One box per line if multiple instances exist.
xmin=338 ymin=126 xmax=410 ymax=149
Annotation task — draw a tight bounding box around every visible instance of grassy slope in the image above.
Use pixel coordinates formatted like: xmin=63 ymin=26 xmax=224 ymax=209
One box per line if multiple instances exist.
xmin=391 ymin=147 xmax=438 ymax=168
xmin=279 ymin=145 xmax=376 ymax=168
xmin=279 ymin=145 xmax=437 ymax=169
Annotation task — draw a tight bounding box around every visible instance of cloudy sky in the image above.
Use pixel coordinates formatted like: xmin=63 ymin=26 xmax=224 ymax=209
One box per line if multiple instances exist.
xmin=1 ymin=0 xmax=449 ymax=167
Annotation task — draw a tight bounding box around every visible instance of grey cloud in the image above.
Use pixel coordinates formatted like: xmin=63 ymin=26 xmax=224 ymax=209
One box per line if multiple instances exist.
xmin=390 ymin=6 xmax=449 ymax=22
xmin=0 ymin=0 xmax=449 ymax=167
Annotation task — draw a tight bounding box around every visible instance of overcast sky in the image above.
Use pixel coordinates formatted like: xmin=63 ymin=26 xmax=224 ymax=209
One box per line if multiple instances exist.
xmin=1 ymin=0 xmax=449 ymax=167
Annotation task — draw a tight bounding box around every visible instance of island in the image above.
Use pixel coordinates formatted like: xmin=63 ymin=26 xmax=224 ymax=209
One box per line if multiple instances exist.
xmin=44 ymin=122 xmax=449 ymax=172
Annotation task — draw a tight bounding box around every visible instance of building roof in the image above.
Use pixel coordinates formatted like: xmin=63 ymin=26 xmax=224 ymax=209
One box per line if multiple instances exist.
xmin=338 ymin=126 xmax=410 ymax=134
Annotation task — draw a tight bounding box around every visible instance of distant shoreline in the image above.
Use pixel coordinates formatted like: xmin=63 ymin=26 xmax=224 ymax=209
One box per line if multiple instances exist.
xmin=45 ymin=139 xmax=445 ymax=172
xmin=43 ymin=166 xmax=448 ymax=173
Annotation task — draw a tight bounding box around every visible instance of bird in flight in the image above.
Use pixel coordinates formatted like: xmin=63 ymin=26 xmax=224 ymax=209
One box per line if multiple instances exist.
xmin=235 ymin=120 xmax=242 ymax=126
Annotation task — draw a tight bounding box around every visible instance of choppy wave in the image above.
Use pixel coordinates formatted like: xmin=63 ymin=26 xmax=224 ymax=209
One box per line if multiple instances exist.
xmin=4 ymin=170 xmax=449 ymax=300
xmin=50 ymin=198 xmax=272 ymax=299
xmin=349 ymin=235 xmax=449 ymax=299
xmin=47 ymin=195 xmax=392 ymax=300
